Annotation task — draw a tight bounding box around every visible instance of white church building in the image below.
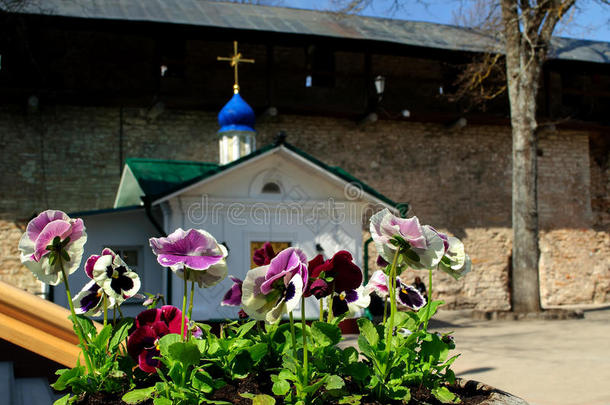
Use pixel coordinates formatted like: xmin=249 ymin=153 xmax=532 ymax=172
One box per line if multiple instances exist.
xmin=53 ymin=59 xmax=398 ymax=320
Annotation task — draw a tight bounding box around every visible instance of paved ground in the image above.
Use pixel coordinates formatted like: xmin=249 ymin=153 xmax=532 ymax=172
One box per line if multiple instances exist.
xmin=343 ymin=306 xmax=610 ymax=405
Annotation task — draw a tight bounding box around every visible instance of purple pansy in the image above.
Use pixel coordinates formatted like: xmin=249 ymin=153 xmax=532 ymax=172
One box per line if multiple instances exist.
xmin=72 ymin=280 xmax=115 ymax=317
xmin=241 ymin=247 xmax=308 ymax=324
xmin=365 ymin=270 xmax=426 ymax=310
xmin=221 ymin=276 xmax=243 ymax=306
xmin=149 ymin=228 xmax=228 ymax=287
xmin=18 ymin=210 xmax=87 ymax=285
xmin=370 ymin=209 xmax=445 ymax=270
xmin=91 ymin=248 xmax=141 ymax=303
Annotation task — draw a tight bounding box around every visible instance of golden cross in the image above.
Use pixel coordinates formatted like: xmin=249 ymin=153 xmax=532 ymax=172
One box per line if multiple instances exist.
xmin=217 ymin=41 xmax=255 ymax=94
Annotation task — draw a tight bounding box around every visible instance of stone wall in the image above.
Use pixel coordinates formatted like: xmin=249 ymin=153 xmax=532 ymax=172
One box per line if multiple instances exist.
xmin=0 ymin=105 xmax=607 ymax=308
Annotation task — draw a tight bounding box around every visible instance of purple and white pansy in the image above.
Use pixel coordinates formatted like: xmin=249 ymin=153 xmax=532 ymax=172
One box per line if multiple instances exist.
xmin=366 ymin=270 xmax=426 ymax=311
xmin=241 ymin=247 xmax=308 ymax=324
xmin=149 ymin=228 xmax=228 ymax=288
xmin=370 ymin=209 xmax=446 ymax=270
xmin=18 ymin=210 xmax=87 ymax=285
xmin=91 ymin=248 xmax=141 ymax=303
xmin=331 ymin=285 xmax=371 ymax=317
xmin=73 ymin=279 xmax=116 ymax=316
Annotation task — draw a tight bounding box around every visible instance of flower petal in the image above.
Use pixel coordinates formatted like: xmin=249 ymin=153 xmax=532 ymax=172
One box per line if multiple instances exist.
xmin=397 ymin=282 xmax=426 ymax=310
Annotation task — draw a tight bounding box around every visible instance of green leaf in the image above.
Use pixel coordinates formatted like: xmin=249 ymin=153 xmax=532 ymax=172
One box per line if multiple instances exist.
xmin=236 ymin=320 xmax=257 ymax=337
xmin=357 ymin=318 xmax=378 ymax=347
xmin=70 ymin=315 xmax=97 ymax=342
xmin=311 ymin=322 xmax=342 ymax=347
xmin=240 ymin=393 xmax=276 ymax=405
xmin=51 ymin=367 xmax=84 ymax=391
xmin=93 ymin=324 xmax=113 ymax=349
xmin=122 ymin=387 xmax=155 ymax=404
xmin=153 ymin=397 xmax=172 ymax=405
xmin=158 ymin=333 xmax=182 ymax=357
xmin=325 ymin=375 xmax=345 ymax=391
xmin=338 ymin=395 xmax=363 ymax=405
xmin=343 ymin=362 xmax=370 ymax=382
xmin=418 ymin=300 xmax=444 ymax=322
xmin=247 ymin=342 xmax=268 ymax=363
xmin=341 ymin=346 xmax=359 ymax=364
xmin=421 ymin=333 xmax=449 ymax=363
xmin=271 ymin=378 xmax=291 ymax=395
xmin=356 ymin=334 xmax=375 ymax=359
xmin=168 ymin=341 xmax=201 ymax=368
xmin=192 ymin=371 xmax=214 ymax=393
xmin=110 ymin=318 xmax=134 ymax=351
xmin=53 ymin=394 xmax=72 ymax=405
xmin=432 ymin=386 xmax=461 ymax=403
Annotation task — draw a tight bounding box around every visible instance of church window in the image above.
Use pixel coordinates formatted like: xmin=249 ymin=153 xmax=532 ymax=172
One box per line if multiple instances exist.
xmin=262 ymin=182 xmax=281 ymax=194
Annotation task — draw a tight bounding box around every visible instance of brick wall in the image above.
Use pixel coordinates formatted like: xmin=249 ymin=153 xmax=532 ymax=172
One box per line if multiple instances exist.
xmin=0 ymin=105 xmax=607 ymax=308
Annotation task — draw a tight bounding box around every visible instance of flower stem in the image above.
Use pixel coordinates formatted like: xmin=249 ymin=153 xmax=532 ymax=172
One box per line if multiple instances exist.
xmin=181 ymin=269 xmax=188 ymax=340
xmin=424 ymin=269 xmax=433 ymax=331
xmin=187 ymin=281 xmax=195 ymax=321
xmin=301 ymin=296 xmax=308 ymax=388
xmin=103 ymin=293 xmax=108 ymax=327
xmin=384 ymin=249 xmax=400 ymax=355
xmin=319 ymin=298 xmax=324 ymax=321
xmin=382 ymin=297 xmax=388 ymax=324
xmin=288 ymin=311 xmax=297 ymax=353
xmin=59 ymin=259 xmax=93 ymax=374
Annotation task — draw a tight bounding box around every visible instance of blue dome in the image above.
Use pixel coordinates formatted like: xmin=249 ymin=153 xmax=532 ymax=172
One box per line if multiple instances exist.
xmin=218 ymin=93 xmax=256 ymax=133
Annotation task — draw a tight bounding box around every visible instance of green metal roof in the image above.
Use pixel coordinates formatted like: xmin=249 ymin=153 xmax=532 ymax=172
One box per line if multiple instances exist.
xmin=117 ymin=142 xmax=400 ymax=210
xmin=126 ymin=158 xmax=219 ymax=197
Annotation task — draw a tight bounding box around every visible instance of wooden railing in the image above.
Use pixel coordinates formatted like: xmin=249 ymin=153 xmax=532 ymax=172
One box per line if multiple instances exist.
xmin=0 ymin=280 xmax=100 ymax=368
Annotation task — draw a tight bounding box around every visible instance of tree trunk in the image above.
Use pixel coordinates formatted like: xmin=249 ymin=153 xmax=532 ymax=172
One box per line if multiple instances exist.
xmin=509 ymin=71 xmax=542 ymax=313
xmin=502 ymin=0 xmax=542 ymax=313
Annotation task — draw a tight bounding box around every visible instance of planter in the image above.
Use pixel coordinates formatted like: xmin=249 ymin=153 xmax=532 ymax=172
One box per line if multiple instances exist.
xmin=454 ymin=378 xmax=529 ymax=405
xmin=72 ymin=378 xmax=529 ymax=405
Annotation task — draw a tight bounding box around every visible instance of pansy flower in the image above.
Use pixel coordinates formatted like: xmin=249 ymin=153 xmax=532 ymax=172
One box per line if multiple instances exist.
xmin=18 ymin=210 xmax=87 ymax=285
xmin=91 ymin=249 xmax=141 ymax=303
xmin=252 ymin=242 xmax=277 ymax=266
xmin=435 ymin=232 xmax=472 ymax=280
xmin=150 ymin=228 xmax=228 ymax=288
xmin=221 ymin=276 xmax=243 ymax=306
xmin=366 ymin=270 xmax=426 ymax=310
xmin=127 ymin=306 xmax=185 ymax=373
xmin=331 ymin=286 xmax=371 ymax=317
xmin=241 ymin=247 xmax=308 ymax=324
xmin=370 ymin=209 xmax=445 ymax=270
xmin=306 ymin=251 xmax=363 ymax=299
xmin=72 ymin=280 xmax=116 ymax=316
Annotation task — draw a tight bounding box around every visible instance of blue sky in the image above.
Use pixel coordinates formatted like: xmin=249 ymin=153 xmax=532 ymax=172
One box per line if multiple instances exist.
xmin=281 ymin=0 xmax=610 ymax=43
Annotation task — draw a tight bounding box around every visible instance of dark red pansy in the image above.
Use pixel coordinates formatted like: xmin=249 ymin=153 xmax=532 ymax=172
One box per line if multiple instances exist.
xmin=127 ymin=305 xmax=187 ymax=373
xmin=310 ymin=251 xmax=363 ymax=294
xmin=252 ymin=242 xmax=277 ymax=266
xmin=308 ymin=278 xmax=330 ymax=299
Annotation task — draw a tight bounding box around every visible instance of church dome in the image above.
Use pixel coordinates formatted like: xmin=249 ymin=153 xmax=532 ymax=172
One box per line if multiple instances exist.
xmin=218 ymin=93 xmax=256 ymax=133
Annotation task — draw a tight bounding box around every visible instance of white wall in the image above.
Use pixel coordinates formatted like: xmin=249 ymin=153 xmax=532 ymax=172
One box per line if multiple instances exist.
xmin=165 ymin=149 xmax=370 ymax=321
